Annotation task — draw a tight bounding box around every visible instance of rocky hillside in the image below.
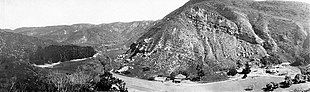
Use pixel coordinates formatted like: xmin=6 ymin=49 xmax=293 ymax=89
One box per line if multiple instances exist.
xmin=119 ymin=0 xmax=310 ymax=81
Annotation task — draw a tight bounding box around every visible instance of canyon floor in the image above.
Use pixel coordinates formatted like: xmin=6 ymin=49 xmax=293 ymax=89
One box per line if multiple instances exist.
xmin=113 ymin=66 xmax=310 ymax=92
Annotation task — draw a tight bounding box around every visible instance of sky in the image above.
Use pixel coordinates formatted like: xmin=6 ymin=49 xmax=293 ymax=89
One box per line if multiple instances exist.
xmin=0 ymin=0 xmax=189 ymax=29
xmin=0 ymin=0 xmax=309 ymax=29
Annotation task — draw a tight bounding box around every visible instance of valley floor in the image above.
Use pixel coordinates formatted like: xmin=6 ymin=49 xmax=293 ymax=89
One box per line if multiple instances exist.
xmin=112 ymin=66 xmax=310 ymax=92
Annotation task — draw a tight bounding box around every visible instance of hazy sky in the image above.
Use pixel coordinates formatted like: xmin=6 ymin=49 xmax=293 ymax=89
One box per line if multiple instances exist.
xmin=1 ymin=0 xmax=309 ymax=29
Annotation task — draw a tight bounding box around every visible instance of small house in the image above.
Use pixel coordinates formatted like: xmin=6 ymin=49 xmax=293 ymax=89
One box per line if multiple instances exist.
xmin=173 ymin=74 xmax=186 ymax=83
xmin=280 ymin=62 xmax=291 ymax=67
xmin=173 ymin=78 xmax=182 ymax=83
xmin=154 ymin=77 xmax=167 ymax=82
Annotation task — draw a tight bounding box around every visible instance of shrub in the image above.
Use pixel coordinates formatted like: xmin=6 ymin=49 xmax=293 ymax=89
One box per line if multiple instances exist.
xmin=290 ymin=61 xmax=304 ymax=66
xmin=227 ymin=68 xmax=238 ymax=76
xmin=94 ymin=72 xmax=128 ymax=92
xmin=196 ymin=65 xmax=205 ymax=77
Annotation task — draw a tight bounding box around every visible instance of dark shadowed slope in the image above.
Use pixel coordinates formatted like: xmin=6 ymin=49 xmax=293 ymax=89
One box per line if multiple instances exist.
xmin=118 ymin=0 xmax=310 ymax=82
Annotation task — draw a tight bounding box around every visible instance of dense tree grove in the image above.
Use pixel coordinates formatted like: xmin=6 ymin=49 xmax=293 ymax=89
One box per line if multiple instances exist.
xmin=30 ymin=45 xmax=96 ymax=64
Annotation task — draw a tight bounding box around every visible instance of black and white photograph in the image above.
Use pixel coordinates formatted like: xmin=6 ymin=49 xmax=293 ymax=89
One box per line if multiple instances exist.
xmin=1 ymin=0 xmax=310 ymax=91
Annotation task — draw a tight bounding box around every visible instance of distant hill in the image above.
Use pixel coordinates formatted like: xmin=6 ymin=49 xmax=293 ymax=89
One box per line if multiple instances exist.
xmin=0 ymin=31 xmax=59 ymax=61
xmin=118 ymin=0 xmax=310 ymax=82
xmin=7 ymin=21 xmax=157 ymax=47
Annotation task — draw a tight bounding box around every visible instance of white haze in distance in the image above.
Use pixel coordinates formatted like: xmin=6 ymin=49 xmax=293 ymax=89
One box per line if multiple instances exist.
xmin=0 ymin=0 xmax=309 ymax=29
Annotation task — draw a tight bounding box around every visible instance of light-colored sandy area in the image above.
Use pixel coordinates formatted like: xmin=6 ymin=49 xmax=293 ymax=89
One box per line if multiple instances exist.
xmin=33 ymin=62 xmax=61 ymax=68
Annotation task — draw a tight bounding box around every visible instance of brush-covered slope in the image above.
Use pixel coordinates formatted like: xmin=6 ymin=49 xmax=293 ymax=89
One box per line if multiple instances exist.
xmin=119 ymin=0 xmax=310 ymax=81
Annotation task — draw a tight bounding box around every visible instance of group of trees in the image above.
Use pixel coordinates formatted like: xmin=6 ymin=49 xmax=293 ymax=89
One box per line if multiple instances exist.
xmin=0 ymin=56 xmax=128 ymax=92
xmin=5 ymin=70 xmax=128 ymax=92
xmin=30 ymin=45 xmax=96 ymax=64
xmin=94 ymin=72 xmax=128 ymax=91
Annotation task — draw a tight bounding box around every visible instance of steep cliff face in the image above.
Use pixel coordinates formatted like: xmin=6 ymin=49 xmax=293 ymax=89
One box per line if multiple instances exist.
xmin=120 ymin=0 xmax=310 ymax=81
